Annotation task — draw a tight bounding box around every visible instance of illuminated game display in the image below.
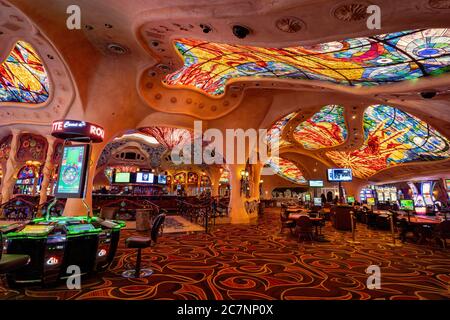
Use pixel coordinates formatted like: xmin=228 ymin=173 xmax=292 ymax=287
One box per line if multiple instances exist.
xmin=293 ymin=105 xmax=347 ymax=150
xmin=158 ymin=174 xmax=167 ymax=184
xmin=421 ymin=182 xmax=435 ymax=206
xmin=55 ymin=145 xmax=90 ymax=198
xmin=313 ymin=197 xmax=322 ymax=206
xmin=400 ymin=199 xmax=415 ymax=211
xmin=327 ymin=168 xmax=352 ymax=182
xmin=347 ymin=196 xmax=355 ymax=204
xmin=367 ymin=197 xmax=376 ymax=206
xmin=327 ymin=105 xmax=450 ymax=178
xmin=136 ymin=172 xmax=154 ymax=184
xmin=115 ymin=172 xmax=131 ymax=183
xmin=309 ymin=180 xmax=324 ymax=187
xmin=165 ymin=29 xmax=450 ymax=96
xmin=0 ymin=41 xmax=49 ymax=104
xmin=266 ymin=157 xmax=307 ymax=184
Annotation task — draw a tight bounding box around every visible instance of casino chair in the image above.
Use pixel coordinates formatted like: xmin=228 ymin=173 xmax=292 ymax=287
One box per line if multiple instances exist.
xmin=122 ymin=213 xmax=166 ymax=278
xmin=0 ymin=232 xmax=30 ymax=283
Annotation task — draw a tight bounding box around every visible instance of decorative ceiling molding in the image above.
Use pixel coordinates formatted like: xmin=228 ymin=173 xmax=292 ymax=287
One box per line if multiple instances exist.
xmin=0 ymin=0 xmax=76 ymax=126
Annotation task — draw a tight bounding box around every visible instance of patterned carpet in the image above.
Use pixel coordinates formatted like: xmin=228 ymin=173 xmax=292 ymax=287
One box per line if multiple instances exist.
xmin=1 ymin=208 xmax=450 ymax=300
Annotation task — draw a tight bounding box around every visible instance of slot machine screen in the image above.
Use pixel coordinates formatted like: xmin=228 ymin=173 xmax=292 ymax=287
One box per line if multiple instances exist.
xmin=446 ymin=179 xmax=450 ymax=191
xmin=313 ymin=197 xmax=322 ymax=206
xmin=305 ymin=194 xmax=311 ymax=201
xmin=367 ymin=197 xmax=375 ymax=206
xmin=400 ymin=199 xmax=414 ymax=211
xmin=347 ymin=196 xmax=355 ymax=204
xmin=55 ymin=144 xmax=90 ymax=198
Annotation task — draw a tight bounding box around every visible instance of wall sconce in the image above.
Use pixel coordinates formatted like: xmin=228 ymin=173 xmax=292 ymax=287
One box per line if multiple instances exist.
xmin=240 ymin=170 xmax=249 ymax=195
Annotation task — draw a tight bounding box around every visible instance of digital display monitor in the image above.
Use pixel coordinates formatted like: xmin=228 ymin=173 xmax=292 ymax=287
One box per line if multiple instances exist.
xmin=66 ymin=224 xmax=96 ymax=233
xmin=305 ymin=194 xmax=311 ymax=201
xmin=158 ymin=175 xmax=167 ymax=184
xmin=400 ymin=199 xmax=414 ymax=211
xmin=136 ymin=172 xmax=154 ymax=184
xmin=313 ymin=197 xmax=322 ymax=206
xmin=327 ymin=168 xmax=352 ymax=182
xmin=367 ymin=197 xmax=376 ymax=206
xmin=55 ymin=145 xmax=90 ymax=198
xmin=114 ymin=172 xmax=130 ymax=183
xmin=309 ymin=180 xmax=324 ymax=187
xmin=347 ymin=196 xmax=355 ymax=204
xmin=21 ymin=225 xmax=54 ymax=235
xmin=446 ymin=179 xmax=450 ymax=191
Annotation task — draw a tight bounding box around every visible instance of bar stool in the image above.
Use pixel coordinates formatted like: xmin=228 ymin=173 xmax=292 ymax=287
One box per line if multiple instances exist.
xmin=122 ymin=213 xmax=166 ymax=278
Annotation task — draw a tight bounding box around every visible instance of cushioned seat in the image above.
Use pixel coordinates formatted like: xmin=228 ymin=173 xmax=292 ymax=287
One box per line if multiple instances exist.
xmin=0 ymin=254 xmax=30 ymax=273
xmin=125 ymin=236 xmax=152 ymax=248
xmin=122 ymin=213 xmax=166 ymax=278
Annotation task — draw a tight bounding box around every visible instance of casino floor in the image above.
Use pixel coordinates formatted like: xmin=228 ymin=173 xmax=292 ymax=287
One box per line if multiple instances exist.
xmin=2 ymin=207 xmax=450 ymax=300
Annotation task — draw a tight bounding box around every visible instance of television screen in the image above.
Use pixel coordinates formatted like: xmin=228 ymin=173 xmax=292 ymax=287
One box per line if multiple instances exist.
xmin=327 ymin=168 xmax=352 ymax=182
xmin=313 ymin=197 xmax=322 ymax=206
xmin=115 ymin=172 xmax=130 ymax=183
xmin=347 ymin=196 xmax=355 ymax=204
xmin=136 ymin=172 xmax=154 ymax=184
xmin=305 ymin=194 xmax=311 ymax=201
xmin=55 ymin=144 xmax=90 ymax=198
xmin=158 ymin=175 xmax=167 ymax=184
xmin=446 ymin=179 xmax=450 ymax=191
xmin=309 ymin=180 xmax=324 ymax=187
xmin=400 ymin=199 xmax=414 ymax=211
xmin=367 ymin=197 xmax=375 ymax=206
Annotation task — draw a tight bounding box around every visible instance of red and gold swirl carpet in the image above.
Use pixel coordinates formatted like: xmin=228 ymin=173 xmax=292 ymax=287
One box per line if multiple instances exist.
xmin=2 ymin=208 xmax=450 ymax=300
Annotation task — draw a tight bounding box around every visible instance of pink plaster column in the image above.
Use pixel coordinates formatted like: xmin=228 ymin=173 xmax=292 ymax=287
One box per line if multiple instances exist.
xmin=1 ymin=129 xmax=21 ymax=204
xmin=227 ymin=163 xmax=251 ymax=224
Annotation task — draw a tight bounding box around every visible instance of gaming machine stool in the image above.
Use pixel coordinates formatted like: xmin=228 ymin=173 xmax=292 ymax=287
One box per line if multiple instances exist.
xmin=122 ymin=213 xmax=166 ymax=278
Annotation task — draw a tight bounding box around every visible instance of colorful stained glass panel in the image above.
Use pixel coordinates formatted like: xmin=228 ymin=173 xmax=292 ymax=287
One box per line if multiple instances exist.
xmin=326 ymin=105 xmax=450 ymax=178
xmin=165 ymin=29 xmax=450 ymax=96
xmin=1 ymin=41 xmax=49 ymax=103
xmin=266 ymin=156 xmax=307 ymax=184
xmin=294 ymin=105 xmax=347 ymax=149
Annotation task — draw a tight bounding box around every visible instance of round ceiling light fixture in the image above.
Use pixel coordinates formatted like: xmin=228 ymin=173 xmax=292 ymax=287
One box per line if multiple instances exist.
xmin=275 ymin=16 xmax=305 ymax=33
xmin=106 ymin=43 xmax=129 ymax=55
xmin=332 ymin=2 xmax=370 ymax=21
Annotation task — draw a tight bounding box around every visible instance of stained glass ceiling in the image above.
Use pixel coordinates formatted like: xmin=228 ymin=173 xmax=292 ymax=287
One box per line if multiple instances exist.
xmin=266 ymin=111 xmax=297 ymax=148
xmin=0 ymin=41 xmax=49 ymax=104
xmin=326 ymin=105 xmax=450 ymax=179
xmin=294 ymin=105 xmax=347 ymax=150
xmin=165 ymin=29 xmax=450 ymax=96
xmin=266 ymin=156 xmax=307 ymax=184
